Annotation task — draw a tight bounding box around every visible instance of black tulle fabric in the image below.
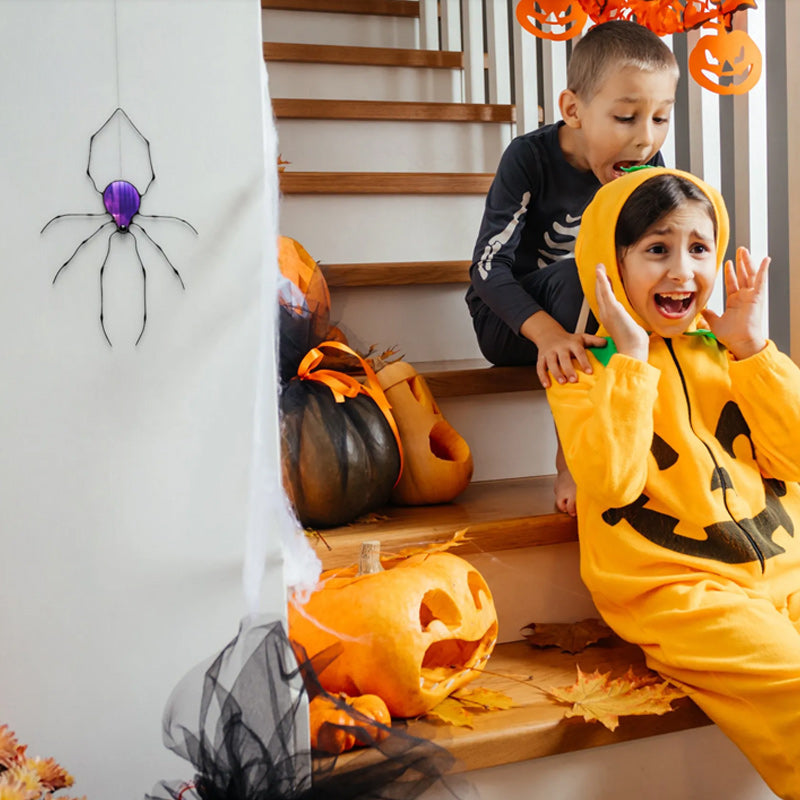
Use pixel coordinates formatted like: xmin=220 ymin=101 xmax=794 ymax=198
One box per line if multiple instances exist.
xmin=146 ymin=618 xmax=470 ymax=800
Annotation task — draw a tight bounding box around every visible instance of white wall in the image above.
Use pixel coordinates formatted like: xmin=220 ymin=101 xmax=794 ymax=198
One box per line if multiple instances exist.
xmin=0 ymin=2 xmax=290 ymax=796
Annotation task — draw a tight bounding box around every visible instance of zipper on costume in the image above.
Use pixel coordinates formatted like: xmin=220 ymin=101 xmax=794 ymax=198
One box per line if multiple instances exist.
xmin=664 ymin=338 xmax=766 ymax=571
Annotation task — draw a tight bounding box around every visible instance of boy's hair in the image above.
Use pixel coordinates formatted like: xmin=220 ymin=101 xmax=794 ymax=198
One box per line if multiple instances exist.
xmin=615 ymin=174 xmax=717 ymax=253
xmin=568 ymin=20 xmax=678 ymax=99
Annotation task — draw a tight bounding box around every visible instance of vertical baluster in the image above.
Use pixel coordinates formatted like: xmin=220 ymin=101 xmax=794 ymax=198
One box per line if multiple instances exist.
xmin=486 ymin=0 xmax=511 ymax=105
xmin=418 ymin=0 xmax=439 ymax=51
xmin=512 ymin=16 xmax=540 ymax=136
xmin=462 ymin=0 xmax=485 ymax=103
xmin=540 ymin=40 xmax=568 ymax=125
xmin=441 ymin=0 xmax=462 ymax=100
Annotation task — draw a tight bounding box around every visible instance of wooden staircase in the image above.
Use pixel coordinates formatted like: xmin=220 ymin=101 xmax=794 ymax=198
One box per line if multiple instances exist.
xmin=262 ymin=0 xmax=731 ymax=794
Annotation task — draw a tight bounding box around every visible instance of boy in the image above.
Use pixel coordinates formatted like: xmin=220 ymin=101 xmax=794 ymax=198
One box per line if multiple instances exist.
xmin=465 ymin=20 xmax=678 ymax=515
xmin=548 ymin=166 xmax=800 ymax=798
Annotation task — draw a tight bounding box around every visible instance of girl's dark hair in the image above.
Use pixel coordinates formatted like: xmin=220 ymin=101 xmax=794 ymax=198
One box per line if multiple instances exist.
xmin=615 ymin=174 xmax=717 ymax=252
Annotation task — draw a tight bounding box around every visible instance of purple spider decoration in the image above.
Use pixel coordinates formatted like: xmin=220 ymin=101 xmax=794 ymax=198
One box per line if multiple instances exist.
xmin=41 ymin=107 xmax=197 ymax=345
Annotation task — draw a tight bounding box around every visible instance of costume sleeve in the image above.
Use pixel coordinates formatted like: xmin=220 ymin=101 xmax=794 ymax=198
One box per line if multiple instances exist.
xmin=468 ymin=137 xmax=543 ymax=333
xmin=547 ymin=353 xmax=661 ymax=508
xmin=728 ymin=340 xmax=800 ymax=479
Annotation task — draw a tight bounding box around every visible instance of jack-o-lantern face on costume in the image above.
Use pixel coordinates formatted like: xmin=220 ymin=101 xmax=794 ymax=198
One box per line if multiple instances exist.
xmin=377 ymin=361 xmax=473 ymax=506
xmin=602 ymin=399 xmax=794 ymax=564
xmin=515 ymin=0 xmax=587 ymax=40
xmin=688 ymin=23 xmax=762 ymax=95
xmin=288 ymin=552 xmax=498 ymax=718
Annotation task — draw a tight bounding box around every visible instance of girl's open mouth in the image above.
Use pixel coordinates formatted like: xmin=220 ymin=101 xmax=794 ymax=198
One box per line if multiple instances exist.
xmin=655 ymin=291 xmax=694 ymax=317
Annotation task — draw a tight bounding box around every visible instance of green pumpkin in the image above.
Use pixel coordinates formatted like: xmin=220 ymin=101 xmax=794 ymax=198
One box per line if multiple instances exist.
xmin=280 ymin=380 xmax=401 ymax=528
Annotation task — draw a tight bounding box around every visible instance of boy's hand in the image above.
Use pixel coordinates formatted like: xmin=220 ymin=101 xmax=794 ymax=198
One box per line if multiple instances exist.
xmin=521 ymin=311 xmax=605 ymax=388
xmin=702 ymin=247 xmax=769 ymax=360
xmin=595 ymin=264 xmax=649 ymax=361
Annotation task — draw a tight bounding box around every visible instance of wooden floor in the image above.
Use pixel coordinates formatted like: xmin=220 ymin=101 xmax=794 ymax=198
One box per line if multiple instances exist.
xmin=330 ymin=638 xmax=712 ymax=774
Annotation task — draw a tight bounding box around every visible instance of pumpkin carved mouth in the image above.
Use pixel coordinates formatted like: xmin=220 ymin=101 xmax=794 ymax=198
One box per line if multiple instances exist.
xmin=419 ymin=624 xmax=498 ymax=689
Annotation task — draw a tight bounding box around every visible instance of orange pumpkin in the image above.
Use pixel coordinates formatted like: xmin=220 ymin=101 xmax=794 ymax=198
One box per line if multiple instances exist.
xmin=289 ymin=546 xmax=498 ymax=718
xmin=515 ymin=0 xmax=587 ymax=40
xmin=377 ymin=361 xmax=473 ymax=506
xmin=277 ymin=236 xmax=333 ymax=382
xmin=309 ymin=693 xmax=391 ymax=754
xmin=688 ymin=22 xmax=762 ymax=95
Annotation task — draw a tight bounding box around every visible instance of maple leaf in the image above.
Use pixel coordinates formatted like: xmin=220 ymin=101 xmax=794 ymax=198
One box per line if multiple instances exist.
xmin=389 ymin=529 xmax=472 ymax=561
xmin=425 ymin=697 xmax=474 ymax=728
xmin=521 ymin=617 xmax=616 ymax=654
xmin=452 ymin=686 xmax=514 ymax=711
xmin=277 ymin=153 xmax=291 ymax=172
xmin=545 ymin=666 xmax=687 ymax=732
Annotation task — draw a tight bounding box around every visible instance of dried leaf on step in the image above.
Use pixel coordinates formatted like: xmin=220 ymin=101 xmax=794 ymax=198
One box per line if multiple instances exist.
xmin=303 ymin=528 xmax=331 ymax=550
xmin=278 ymin=153 xmax=291 ymax=172
xmin=452 ymin=686 xmax=514 ymax=711
xmin=390 ymin=529 xmax=472 ymax=560
xmin=545 ymin=666 xmax=687 ymax=731
xmin=521 ymin=617 xmax=615 ymax=654
xmin=425 ymin=696 xmax=474 ymax=728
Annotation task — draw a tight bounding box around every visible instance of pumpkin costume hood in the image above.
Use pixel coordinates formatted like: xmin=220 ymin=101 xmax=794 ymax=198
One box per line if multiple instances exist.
xmin=574 ymin=166 xmax=730 ymax=334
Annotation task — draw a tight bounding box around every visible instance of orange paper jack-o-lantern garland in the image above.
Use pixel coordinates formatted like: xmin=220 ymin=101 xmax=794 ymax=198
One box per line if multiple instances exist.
xmin=514 ymin=1 xmax=761 ymax=96
xmin=516 ymin=0 xmax=588 ymax=41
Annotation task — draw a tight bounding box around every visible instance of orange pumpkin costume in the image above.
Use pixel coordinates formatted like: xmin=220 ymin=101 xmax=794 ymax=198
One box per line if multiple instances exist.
xmin=547 ymin=167 xmax=800 ymax=799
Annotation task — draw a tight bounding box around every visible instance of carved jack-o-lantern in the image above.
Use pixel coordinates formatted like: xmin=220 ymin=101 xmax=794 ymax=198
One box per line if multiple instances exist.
xmin=688 ymin=22 xmax=762 ymax=95
xmin=288 ymin=546 xmax=498 ymax=718
xmin=516 ymin=0 xmax=587 ymax=40
xmin=377 ymin=361 xmax=473 ymax=506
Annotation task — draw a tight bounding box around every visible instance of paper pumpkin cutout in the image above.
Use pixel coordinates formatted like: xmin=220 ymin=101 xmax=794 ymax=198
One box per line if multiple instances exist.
xmin=289 ymin=548 xmax=498 ymax=717
xmin=516 ymin=0 xmax=588 ymax=40
xmin=688 ymin=21 xmax=762 ymax=95
xmin=377 ymin=361 xmax=473 ymax=506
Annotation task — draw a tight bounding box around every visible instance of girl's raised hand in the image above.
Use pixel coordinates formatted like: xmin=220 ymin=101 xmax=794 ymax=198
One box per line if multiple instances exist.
xmin=595 ymin=264 xmax=649 ymax=361
xmin=702 ymin=247 xmax=769 ymax=360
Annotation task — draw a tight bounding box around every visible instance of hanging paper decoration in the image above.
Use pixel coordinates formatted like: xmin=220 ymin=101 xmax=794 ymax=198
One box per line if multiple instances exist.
xmin=576 ymin=1 xmax=756 ymax=35
xmin=688 ymin=19 xmax=762 ymax=95
xmin=376 ymin=360 xmax=474 ymax=506
xmin=515 ymin=0 xmax=588 ymax=41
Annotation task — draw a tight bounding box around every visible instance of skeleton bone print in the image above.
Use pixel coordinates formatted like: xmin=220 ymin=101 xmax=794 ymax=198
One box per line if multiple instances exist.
xmin=538 ymin=211 xmax=581 ymax=268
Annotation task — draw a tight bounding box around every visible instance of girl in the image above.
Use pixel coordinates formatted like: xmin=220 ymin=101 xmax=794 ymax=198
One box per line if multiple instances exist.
xmin=546 ymin=166 xmax=800 ymax=799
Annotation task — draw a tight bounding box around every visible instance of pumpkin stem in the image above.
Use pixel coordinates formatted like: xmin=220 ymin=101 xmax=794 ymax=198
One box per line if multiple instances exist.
xmin=358 ymin=540 xmax=384 ymax=575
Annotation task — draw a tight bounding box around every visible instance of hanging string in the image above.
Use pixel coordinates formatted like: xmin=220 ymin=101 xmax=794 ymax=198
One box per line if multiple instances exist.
xmin=112 ymin=0 xmax=123 ymax=176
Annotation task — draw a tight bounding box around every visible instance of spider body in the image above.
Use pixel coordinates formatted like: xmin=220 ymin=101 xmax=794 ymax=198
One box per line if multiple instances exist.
xmin=103 ymin=180 xmax=141 ymax=230
xmin=41 ymin=108 xmax=196 ymax=346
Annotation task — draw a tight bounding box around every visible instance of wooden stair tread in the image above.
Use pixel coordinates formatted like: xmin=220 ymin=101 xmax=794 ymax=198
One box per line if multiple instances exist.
xmin=280 ymin=171 xmax=494 ymax=194
xmin=272 ymin=98 xmax=515 ymax=123
xmin=309 ymin=476 xmax=571 ymax=570
xmin=262 ymin=0 xmax=419 ymax=15
xmin=332 ymin=639 xmax=712 ymax=775
xmin=264 ymin=42 xmax=461 ymax=69
xmin=415 ymin=359 xmax=542 ymax=397
xmin=321 ymin=260 xmax=470 ymax=286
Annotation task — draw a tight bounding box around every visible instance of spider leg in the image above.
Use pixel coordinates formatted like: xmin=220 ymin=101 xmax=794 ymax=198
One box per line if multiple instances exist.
xmin=136 ymin=213 xmax=198 ymax=235
xmin=130 ymin=231 xmax=148 ymax=346
xmin=99 ymin=230 xmax=119 ymax=347
xmin=41 ymin=212 xmax=109 ymax=234
xmin=88 ymin=108 xmax=155 ymax=196
xmin=52 ymin=220 xmax=116 ymax=284
xmin=130 ymin=222 xmax=186 ymax=290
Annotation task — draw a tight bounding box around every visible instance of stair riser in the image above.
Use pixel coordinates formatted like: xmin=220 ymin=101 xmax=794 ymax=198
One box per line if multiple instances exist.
xmin=279 ymin=195 xmax=485 ymax=262
xmin=438 ymin=393 xmax=555 ymax=482
xmin=263 ymin=8 xmax=418 ymax=48
xmin=330 ymin=284 xmax=479 ymax=362
xmin=267 ymin=62 xmax=462 ymax=102
xmin=276 ymin=119 xmax=510 ymax=172
xmin=465 ymin=543 xmax=597 ymax=644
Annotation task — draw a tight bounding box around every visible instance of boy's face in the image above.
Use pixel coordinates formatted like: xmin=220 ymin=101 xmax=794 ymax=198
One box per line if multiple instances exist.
xmin=565 ymin=66 xmax=677 ymax=185
xmin=619 ymin=201 xmax=717 ymax=337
